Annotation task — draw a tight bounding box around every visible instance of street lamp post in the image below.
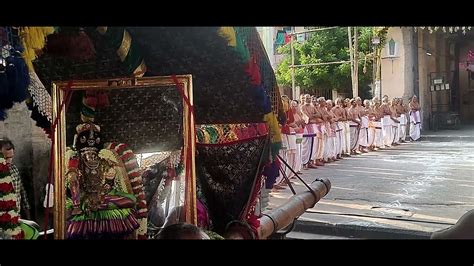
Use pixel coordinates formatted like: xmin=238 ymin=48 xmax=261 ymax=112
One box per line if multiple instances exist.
xmin=372 ymin=36 xmax=381 ymax=99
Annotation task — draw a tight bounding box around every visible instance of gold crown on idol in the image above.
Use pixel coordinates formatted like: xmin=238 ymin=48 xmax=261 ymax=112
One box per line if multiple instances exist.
xmin=76 ymin=122 xmax=101 ymax=135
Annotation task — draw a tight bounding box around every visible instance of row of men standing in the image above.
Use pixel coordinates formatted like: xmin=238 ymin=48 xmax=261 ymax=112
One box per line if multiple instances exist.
xmin=275 ymin=94 xmax=422 ymax=188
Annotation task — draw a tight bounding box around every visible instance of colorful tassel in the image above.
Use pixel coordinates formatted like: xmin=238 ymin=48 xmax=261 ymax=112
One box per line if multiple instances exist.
xmin=124 ymin=40 xmax=144 ymax=75
xmin=0 ymin=109 xmax=6 ymax=120
xmin=245 ymin=56 xmax=261 ymax=86
xmin=218 ymin=27 xmax=237 ymax=47
xmin=250 ymin=85 xmax=272 ymax=114
xmin=271 ymin=142 xmax=282 ymax=160
xmin=0 ymin=72 xmax=9 ymax=100
xmin=70 ymin=29 xmax=96 ymax=61
xmin=20 ymin=27 xmax=55 ymax=71
xmin=98 ymin=27 xmax=147 ymax=77
xmin=46 ymin=29 xmax=96 ymax=62
xmin=263 ymin=159 xmax=281 ymax=189
xmin=263 ymin=112 xmax=282 ymax=145
xmin=234 ymin=33 xmax=250 ymax=62
xmin=9 ymin=55 xmax=30 ymax=102
xmin=5 ymin=58 xmax=18 ymax=100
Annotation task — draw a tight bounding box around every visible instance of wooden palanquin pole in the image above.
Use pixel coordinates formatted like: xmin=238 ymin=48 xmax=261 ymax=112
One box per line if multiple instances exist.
xmin=258 ymin=178 xmax=331 ymax=239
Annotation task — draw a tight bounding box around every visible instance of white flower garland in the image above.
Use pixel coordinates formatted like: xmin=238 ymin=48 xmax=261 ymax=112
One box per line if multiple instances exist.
xmin=65 ymin=148 xmax=78 ymax=162
xmin=0 ymin=194 xmax=17 ymax=202
xmin=0 ymin=210 xmax=20 ymax=218
xmin=4 ymin=227 xmax=22 ymax=236
xmin=99 ymin=149 xmax=120 ymax=164
xmin=137 ymin=219 xmax=147 ymax=235
xmin=414 ymin=26 xmax=473 ymax=35
xmin=0 ymin=175 xmax=13 ymax=184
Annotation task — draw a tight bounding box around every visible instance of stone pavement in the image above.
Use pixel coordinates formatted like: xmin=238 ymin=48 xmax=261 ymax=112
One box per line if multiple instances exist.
xmin=268 ymin=132 xmax=474 ymax=239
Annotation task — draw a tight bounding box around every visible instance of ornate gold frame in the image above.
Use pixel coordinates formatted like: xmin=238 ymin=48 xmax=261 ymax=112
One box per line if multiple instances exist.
xmin=52 ymin=75 xmax=196 ymax=239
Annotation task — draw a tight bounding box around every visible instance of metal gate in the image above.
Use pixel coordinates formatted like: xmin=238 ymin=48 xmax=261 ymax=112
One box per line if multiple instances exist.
xmin=429 ymin=71 xmax=460 ymax=130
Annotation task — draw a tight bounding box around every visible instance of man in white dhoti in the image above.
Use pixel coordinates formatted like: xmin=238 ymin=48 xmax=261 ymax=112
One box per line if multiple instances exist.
xmin=301 ymin=94 xmax=319 ymax=169
xmin=397 ymin=98 xmax=409 ymax=142
xmin=372 ymin=97 xmax=384 ymax=149
xmin=409 ymin=95 xmax=421 ymax=141
xmin=356 ymin=97 xmax=369 ymax=153
xmin=291 ymin=100 xmax=305 ymax=174
xmin=332 ymin=98 xmax=346 ymax=159
xmin=343 ymin=98 xmax=352 ymax=156
xmin=381 ymin=96 xmax=394 ymax=148
xmin=348 ymin=99 xmax=361 ymax=155
xmin=390 ymin=98 xmax=401 ymax=146
xmin=324 ymin=100 xmax=338 ymax=162
xmin=313 ymin=97 xmax=327 ymax=165
xmin=365 ymin=99 xmax=376 ymax=151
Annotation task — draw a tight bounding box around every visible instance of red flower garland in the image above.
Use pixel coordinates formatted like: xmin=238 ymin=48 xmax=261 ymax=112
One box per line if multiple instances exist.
xmin=0 ymin=212 xmax=14 ymax=223
xmin=0 ymin=183 xmax=14 ymax=193
xmin=68 ymin=158 xmax=79 ymax=169
xmin=0 ymin=158 xmax=23 ymax=239
xmin=13 ymin=231 xmax=25 ymax=240
xmin=0 ymin=163 xmax=9 ymax=172
xmin=0 ymin=200 xmax=16 ymax=211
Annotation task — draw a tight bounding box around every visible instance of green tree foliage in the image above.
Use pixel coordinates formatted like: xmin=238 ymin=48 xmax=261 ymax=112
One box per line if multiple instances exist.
xmin=276 ymin=27 xmax=375 ymax=99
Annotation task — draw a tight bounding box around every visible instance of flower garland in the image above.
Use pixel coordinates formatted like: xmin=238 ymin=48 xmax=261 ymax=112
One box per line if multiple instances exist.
xmin=0 ymin=156 xmax=24 ymax=239
xmin=105 ymin=143 xmax=148 ymax=239
xmin=415 ymin=26 xmax=473 ymax=35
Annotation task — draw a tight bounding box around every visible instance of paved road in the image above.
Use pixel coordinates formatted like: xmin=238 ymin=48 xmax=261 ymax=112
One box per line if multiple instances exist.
xmin=268 ymin=138 xmax=474 ymax=238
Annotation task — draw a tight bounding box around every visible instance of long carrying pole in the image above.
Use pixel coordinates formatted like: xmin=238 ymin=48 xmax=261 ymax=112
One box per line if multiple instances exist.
xmin=258 ymin=178 xmax=331 ymax=239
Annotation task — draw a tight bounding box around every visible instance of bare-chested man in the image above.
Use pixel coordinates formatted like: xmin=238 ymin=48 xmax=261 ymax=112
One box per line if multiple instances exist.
xmin=324 ymin=100 xmax=338 ymax=162
xmin=390 ymin=98 xmax=401 ymax=145
xmin=381 ymin=96 xmax=394 ymax=147
xmin=291 ymin=100 xmax=305 ymax=174
xmin=299 ymin=94 xmax=305 ymax=110
xmin=372 ymin=97 xmax=384 ymax=149
xmin=348 ymin=99 xmax=361 ymax=154
xmin=409 ymin=95 xmax=421 ymax=141
xmin=300 ymin=94 xmax=319 ymax=169
xmin=342 ymin=98 xmax=352 ymax=156
xmin=364 ymin=99 xmax=376 ymax=151
xmin=355 ymin=97 xmax=369 ymax=153
xmin=332 ymin=98 xmax=346 ymax=159
xmin=313 ymin=97 xmax=329 ymax=165
xmin=396 ymin=98 xmax=408 ymax=142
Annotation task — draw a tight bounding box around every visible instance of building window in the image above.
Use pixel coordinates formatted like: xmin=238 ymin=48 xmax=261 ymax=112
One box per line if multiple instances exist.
xmin=388 ymin=38 xmax=397 ymax=57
